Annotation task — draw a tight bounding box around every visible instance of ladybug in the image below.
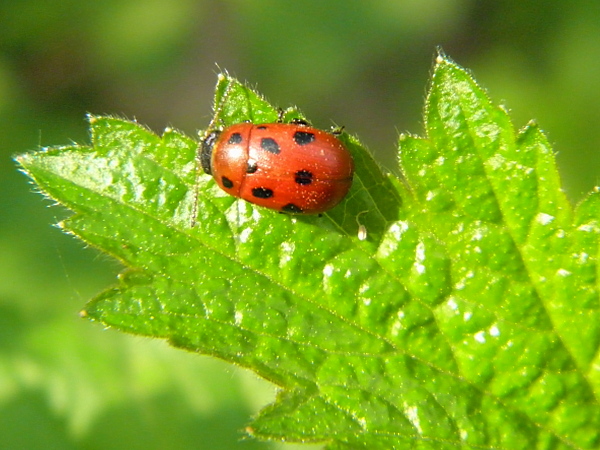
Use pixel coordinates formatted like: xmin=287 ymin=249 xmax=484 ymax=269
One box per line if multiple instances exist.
xmin=199 ymin=119 xmax=354 ymax=214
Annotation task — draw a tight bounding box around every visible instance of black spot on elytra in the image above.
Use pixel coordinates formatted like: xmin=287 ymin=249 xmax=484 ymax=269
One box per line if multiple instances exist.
xmin=293 ymin=131 xmax=315 ymax=145
xmin=281 ymin=203 xmax=303 ymax=213
xmin=221 ymin=176 xmax=234 ymax=189
xmin=227 ymin=133 xmax=242 ymax=144
xmin=252 ymin=187 xmax=273 ymax=198
xmin=295 ymin=170 xmax=313 ymax=185
xmin=261 ymin=137 xmax=280 ymax=154
xmin=246 ymin=161 xmax=258 ymax=173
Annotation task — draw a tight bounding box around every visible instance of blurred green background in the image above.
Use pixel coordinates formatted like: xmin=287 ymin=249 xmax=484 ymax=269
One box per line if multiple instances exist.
xmin=2 ymin=1 xmax=599 ymax=448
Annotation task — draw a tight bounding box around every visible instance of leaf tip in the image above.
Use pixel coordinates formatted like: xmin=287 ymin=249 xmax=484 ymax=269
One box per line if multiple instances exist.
xmin=79 ymin=309 xmax=89 ymax=318
xmin=14 ymin=152 xmax=39 ymax=179
xmin=13 ymin=153 xmax=27 ymax=167
xmin=434 ymin=46 xmax=454 ymax=67
xmin=517 ymin=119 xmax=544 ymax=142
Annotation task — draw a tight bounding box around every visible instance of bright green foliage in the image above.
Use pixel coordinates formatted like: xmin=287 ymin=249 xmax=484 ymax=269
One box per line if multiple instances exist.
xmin=16 ymin=56 xmax=600 ymax=449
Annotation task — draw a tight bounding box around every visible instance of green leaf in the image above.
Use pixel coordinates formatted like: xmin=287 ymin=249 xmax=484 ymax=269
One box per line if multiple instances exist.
xmin=16 ymin=55 xmax=600 ymax=449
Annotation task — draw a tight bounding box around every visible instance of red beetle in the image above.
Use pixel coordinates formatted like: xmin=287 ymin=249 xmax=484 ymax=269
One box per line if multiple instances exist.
xmin=199 ymin=120 xmax=354 ymax=214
